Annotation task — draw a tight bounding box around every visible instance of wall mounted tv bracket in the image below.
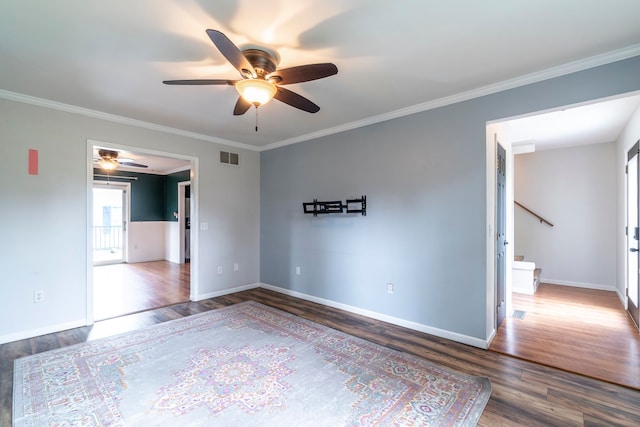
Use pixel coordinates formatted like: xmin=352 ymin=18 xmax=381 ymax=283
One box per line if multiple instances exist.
xmin=303 ymin=196 xmax=366 ymax=217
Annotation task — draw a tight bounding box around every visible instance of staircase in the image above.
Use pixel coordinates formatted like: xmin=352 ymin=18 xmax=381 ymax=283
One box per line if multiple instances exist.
xmin=512 ymin=201 xmax=551 ymax=294
xmin=533 ymin=267 xmax=541 ymax=289
xmin=513 ymin=255 xmax=541 ymax=295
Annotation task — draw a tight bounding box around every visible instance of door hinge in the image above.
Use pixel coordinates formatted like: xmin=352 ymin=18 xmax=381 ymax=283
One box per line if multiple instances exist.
xmin=626 ymin=165 xmax=628 ymax=174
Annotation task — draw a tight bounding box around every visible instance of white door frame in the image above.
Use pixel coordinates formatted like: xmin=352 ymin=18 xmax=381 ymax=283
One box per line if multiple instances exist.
xmin=485 ymin=91 xmax=640 ymax=346
xmin=626 ymin=142 xmax=640 ymax=328
xmin=485 ymin=125 xmax=514 ymax=346
xmin=86 ymin=139 xmax=199 ymax=325
xmin=178 ymin=180 xmax=191 ymax=264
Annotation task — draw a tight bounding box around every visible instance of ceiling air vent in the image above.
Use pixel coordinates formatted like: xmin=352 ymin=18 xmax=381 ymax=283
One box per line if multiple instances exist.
xmin=219 ymin=150 xmax=239 ymax=166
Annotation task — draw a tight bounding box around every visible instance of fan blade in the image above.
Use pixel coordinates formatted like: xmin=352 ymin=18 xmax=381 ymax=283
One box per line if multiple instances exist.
xmin=206 ymin=29 xmax=256 ymax=79
xmin=273 ymin=87 xmax=320 ymax=113
xmin=233 ymin=97 xmax=252 ymax=116
xmin=270 ymin=63 xmax=338 ymax=85
xmin=118 ymin=161 xmax=148 ymax=168
xmin=163 ymin=79 xmax=235 ymax=85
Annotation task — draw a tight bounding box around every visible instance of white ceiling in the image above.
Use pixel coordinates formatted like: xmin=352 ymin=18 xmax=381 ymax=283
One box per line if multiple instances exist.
xmin=2 ymin=0 xmax=640 ymax=154
xmin=92 ymin=146 xmax=190 ymax=174
xmin=501 ymin=93 xmax=640 ymax=152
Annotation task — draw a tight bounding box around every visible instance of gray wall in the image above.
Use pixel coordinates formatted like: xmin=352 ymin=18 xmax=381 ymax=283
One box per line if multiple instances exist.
xmin=514 ymin=143 xmax=616 ymax=289
xmin=261 ymin=56 xmax=640 ymax=341
xmin=0 ymin=99 xmax=260 ymax=343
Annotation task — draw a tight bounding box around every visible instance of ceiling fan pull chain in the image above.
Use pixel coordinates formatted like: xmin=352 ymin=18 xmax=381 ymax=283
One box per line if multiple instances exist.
xmin=255 ymin=106 xmax=259 ymax=132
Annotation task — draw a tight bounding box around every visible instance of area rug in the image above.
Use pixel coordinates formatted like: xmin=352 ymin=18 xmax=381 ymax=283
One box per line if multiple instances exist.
xmin=13 ymin=301 xmax=491 ymax=426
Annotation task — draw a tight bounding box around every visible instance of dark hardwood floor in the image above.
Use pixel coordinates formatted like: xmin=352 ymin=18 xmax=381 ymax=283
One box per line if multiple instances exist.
xmin=490 ymin=283 xmax=640 ymax=390
xmin=93 ymin=260 xmax=190 ymax=320
xmin=3 ymin=287 xmax=640 ymax=426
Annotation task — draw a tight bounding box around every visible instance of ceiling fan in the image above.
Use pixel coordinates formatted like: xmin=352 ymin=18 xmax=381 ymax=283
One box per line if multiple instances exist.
xmin=95 ymin=149 xmax=148 ymax=170
xmin=163 ymin=29 xmax=338 ymax=116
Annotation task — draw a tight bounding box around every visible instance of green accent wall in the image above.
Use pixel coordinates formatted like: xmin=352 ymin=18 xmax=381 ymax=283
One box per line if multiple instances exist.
xmin=164 ymin=170 xmax=191 ymax=221
xmin=93 ymin=169 xmax=190 ymax=222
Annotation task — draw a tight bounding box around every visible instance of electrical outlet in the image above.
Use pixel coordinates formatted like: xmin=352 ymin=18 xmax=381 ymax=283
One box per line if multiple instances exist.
xmin=387 ymin=283 xmax=394 ymax=294
xmin=200 ymin=222 xmax=209 ymax=231
xmin=295 ymin=266 xmax=301 ymax=275
xmin=234 ymin=263 xmax=239 ymax=272
xmin=34 ymin=290 xmax=44 ymax=303
xmin=217 ymin=266 xmax=223 ymax=274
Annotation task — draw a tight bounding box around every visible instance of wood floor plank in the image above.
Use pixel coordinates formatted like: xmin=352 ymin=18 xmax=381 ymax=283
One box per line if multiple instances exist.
xmin=93 ymin=260 xmax=190 ymax=320
xmin=522 ymin=369 xmax=640 ymax=422
xmin=546 ymin=387 xmax=640 ymax=426
xmin=490 ymin=283 xmax=640 ymax=389
xmin=490 ymin=385 xmax=585 ymax=426
xmin=3 ymin=286 xmax=640 ymax=426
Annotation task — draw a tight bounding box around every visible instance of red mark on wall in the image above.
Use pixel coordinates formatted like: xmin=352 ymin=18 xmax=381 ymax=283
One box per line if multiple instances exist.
xmin=28 ymin=149 xmax=38 ymax=175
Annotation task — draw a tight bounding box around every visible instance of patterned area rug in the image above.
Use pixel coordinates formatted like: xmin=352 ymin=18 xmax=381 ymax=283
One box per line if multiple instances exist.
xmin=13 ymin=302 xmax=491 ymax=426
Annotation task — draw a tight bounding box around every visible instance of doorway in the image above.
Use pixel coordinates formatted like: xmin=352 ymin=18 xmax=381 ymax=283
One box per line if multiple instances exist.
xmin=496 ymin=142 xmax=507 ymax=328
xmin=92 ymin=183 xmax=129 ymax=265
xmin=87 ymin=140 xmax=197 ymax=323
xmin=178 ymin=181 xmax=191 ymax=264
xmin=626 ymin=141 xmax=640 ymax=329
xmin=487 ymin=93 xmax=640 ymax=388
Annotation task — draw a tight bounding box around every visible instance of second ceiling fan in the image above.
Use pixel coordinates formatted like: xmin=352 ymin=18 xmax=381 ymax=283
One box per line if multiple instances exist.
xmin=163 ymin=29 xmax=338 ymax=116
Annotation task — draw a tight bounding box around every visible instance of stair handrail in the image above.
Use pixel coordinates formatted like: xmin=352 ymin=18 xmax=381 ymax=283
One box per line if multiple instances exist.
xmin=514 ymin=201 xmax=554 ymax=227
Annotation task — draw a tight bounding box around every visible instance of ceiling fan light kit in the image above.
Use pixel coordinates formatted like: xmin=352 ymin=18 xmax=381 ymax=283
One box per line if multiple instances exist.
xmin=98 ymin=158 xmax=119 ymax=171
xmin=235 ymin=78 xmax=277 ymax=106
xmin=163 ymin=29 xmax=338 ymax=126
xmin=97 ymin=149 xmax=120 ymax=171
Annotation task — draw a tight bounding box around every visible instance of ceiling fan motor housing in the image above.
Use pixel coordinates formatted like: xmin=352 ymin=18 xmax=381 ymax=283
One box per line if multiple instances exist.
xmin=98 ymin=149 xmax=119 ymax=160
xmin=242 ymin=49 xmax=278 ymax=78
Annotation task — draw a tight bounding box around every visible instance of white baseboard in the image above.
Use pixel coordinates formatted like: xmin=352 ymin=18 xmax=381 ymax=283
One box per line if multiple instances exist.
xmin=0 ymin=319 xmax=87 ymax=345
xmin=2 ymin=282 xmax=490 ymax=350
xmin=485 ymin=328 xmax=497 ymax=347
xmin=259 ymin=283 xmax=489 ymax=349
xmin=512 ymin=286 xmax=535 ymax=295
xmin=193 ymin=283 xmax=260 ymax=301
xmin=616 ymin=288 xmax=628 ymax=308
xmin=541 ymin=278 xmax=616 ymax=292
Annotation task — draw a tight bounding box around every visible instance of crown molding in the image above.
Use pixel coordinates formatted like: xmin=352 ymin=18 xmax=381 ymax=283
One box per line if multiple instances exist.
xmin=164 ymin=165 xmax=192 ymax=175
xmin=2 ymin=44 xmax=639 ymax=154
xmin=0 ymin=89 xmax=260 ymax=152
xmin=260 ymin=44 xmax=640 ymax=151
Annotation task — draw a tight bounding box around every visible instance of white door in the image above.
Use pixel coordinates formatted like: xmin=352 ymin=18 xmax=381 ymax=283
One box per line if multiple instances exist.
xmin=93 ymin=183 xmax=128 ymax=265
xmin=496 ymin=142 xmax=507 ymax=327
xmin=627 ymin=143 xmax=640 ymax=329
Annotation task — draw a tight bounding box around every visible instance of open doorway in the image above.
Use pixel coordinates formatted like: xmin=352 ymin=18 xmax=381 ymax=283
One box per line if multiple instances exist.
xmin=88 ymin=141 xmax=196 ymax=321
xmin=487 ymin=93 xmax=640 ymax=388
xmin=626 ymin=142 xmax=640 ymax=329
xmin=178 ymin=181 xmax=191 ymax=264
